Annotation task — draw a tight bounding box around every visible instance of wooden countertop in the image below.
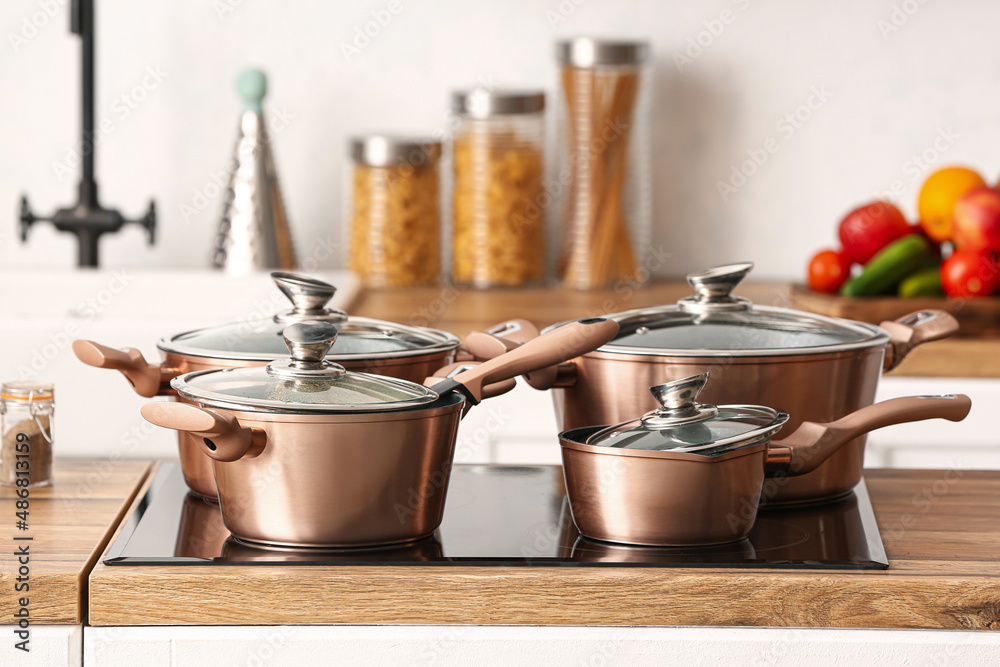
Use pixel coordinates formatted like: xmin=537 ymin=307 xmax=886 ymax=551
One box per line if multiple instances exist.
xmin=0 ymin=459 xmax=149 ymax=624
xmin=89 ymin=465 xmax=1000 ymax=630
xmin=351 ymin=282 xmax=1000 ymax=378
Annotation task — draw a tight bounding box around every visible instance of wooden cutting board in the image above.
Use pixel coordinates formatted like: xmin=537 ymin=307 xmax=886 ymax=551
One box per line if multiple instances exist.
xmin=789 ymin=284 xmax=1000 ymax=336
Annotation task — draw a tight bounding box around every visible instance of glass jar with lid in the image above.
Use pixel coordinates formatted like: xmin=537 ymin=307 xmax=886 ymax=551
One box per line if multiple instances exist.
xmin=451 ymin=89 xmax=546 ymax=287
xmin=1 ymin=381 xmax=54 ymax=488
xmin=347 ymin=135 xmax=442 ymax=287
xmin=556 ymin=38 xmax=652 ymax=289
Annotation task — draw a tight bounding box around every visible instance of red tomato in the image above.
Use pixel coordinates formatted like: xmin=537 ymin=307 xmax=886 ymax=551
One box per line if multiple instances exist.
xmin=808 ymin=249 xmax=852 ymax=294
xmin=838 ymin=201 xmax=911 ymax=265
xmin=940 ymin=249 xmax=998 ymax=297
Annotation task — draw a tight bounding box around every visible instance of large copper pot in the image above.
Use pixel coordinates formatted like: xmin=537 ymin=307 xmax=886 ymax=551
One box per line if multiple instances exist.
xmin=72 ymin=272 xmax=461 ymax=499
xmin=472 ymin=263 xmax=961 ymax=505
xmin=141 ymin=319 xmax=619 ymax=547
xmin=558 ymin=374 xmax=971 ymax=546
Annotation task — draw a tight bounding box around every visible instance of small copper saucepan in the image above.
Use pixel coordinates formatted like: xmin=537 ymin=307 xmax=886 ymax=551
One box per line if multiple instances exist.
xmin=72 ymin=271 xmax=464 ymax=499
xmin=141 ymin=318 xmax=619 ymax=548
xmin=558 ymin=373 xmax=971 ymax=547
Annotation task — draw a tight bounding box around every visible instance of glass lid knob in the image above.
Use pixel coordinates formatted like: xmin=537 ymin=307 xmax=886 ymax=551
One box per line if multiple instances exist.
xmin=267 ymin=321 xmax=346 ymax=379
xmin=272 ymin=272 xmax=348 ymax=323
xmin=678 ymin=262 xmax=754 ymax=312
xmin=641 ymin=373 xmax=718 ymax=427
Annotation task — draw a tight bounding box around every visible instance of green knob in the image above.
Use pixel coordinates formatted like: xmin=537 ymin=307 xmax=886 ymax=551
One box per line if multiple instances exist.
xmin=237 ymin=68 xmax=267 ymax=113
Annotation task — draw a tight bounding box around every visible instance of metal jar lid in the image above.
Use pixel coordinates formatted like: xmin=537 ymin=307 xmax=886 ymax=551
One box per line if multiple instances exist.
xmin=349 ymin=135 xmax=443 ymax=167
xmin=560 ymin=262 xmax=889 ymax=358
xmin=557 ymin=38 xmax=650 ymax=67
xmin=584 ymin=373 xmax=789 ymax=455
xmin=451 ymin=89 xmax=546 ymax=118
xmin=159 ymin=272 xmax=459 ymax=362
xmin=172 ymin=322 xmax=441 ymax=414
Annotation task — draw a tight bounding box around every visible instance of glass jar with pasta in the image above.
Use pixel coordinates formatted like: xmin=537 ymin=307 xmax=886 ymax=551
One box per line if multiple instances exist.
xmin=556 ymin=39 xmax=652 ymax=289
xmin=451 ymin=89 xmax=546 ymax=287
xmin=348 ymin=136 xmax=442 ymax=287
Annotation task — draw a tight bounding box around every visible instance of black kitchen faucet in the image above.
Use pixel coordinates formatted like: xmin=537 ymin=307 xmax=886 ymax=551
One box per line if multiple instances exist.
xmin=19 ymin=0 xmax=156 ymax=268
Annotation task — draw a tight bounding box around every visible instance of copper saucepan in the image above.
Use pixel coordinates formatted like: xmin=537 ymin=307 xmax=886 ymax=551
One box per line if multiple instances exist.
xmin=72 ymin=271 xmax=463 ymax=499
xmin=558 ymin=373 xmax=971 ymax=546
xmin=468 ymin=262 xmax=961 ymax=505
xmin=141 ymin=318 xmax=620 ymax=548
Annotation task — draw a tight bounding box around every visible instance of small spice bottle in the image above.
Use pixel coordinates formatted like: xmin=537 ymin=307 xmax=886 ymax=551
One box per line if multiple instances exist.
xmin=556 ymin=39 xmax=652 ymax=289
xmin=451 ymin=89 xmax=546 ymax=287
xmin=347 ymin=135 xmax=442 ymax=287
xmin=1 ymin=382 xmax=55 ymax=488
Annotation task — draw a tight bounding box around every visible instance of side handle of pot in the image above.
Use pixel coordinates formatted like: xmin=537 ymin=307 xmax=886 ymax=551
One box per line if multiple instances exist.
xmin=72 ymin=339 xmax=173 ymax=398
xmin=140 ymin=402 xmax=267 ymax=462
xmin=880 ymin=310 xmax=959 ymax=371
xmin=452 ymin=318 xmax=619 ymax=402
xmin=767 ymin=394 xmax=972 ymax=476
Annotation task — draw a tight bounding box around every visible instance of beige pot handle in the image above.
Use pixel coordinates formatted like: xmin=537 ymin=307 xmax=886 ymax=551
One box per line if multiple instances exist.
xmin=769 ymin=394 xmax=971 ymax=475
xmin=448 ymin=318 xmax=619 ymax=403
xmin=425 ymin=362 xmax=517 ymax=400
xmin=880 ymin=310 xmax=959 ymax=371
xmin=463 ymin=319 xmax=578 ymax=391
xmin=72 ymin=339 xmax=173 ymax=398
xmin=140 ymin=402 xmax=266 ymax=462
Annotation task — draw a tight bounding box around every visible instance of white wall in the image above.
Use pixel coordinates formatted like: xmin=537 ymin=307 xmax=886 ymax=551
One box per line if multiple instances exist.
xmin=3 ymin=0 xmax=1000 ymax=279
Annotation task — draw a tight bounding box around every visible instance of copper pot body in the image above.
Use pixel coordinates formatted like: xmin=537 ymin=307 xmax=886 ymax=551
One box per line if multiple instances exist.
xmin=560 ymin=427 xmax=770 ymax=546
xmin=162 ymin=348 xmax=456 ymax=500
xmin=207 ymin=396 xmax=464 ymax=548
xmin=554 ymin=346 xmax=884 ymax=505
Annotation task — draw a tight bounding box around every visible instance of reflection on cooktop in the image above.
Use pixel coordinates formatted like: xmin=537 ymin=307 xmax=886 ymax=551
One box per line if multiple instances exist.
xmin=105 ymin=463 xmax=888 ymax=569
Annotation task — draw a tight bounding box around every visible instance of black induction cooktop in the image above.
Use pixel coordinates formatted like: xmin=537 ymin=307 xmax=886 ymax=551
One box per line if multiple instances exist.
xmin=104 ymin=463 xmax=888 ymax=569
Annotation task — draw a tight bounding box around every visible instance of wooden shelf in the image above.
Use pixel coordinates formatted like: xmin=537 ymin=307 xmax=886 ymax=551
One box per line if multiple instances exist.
xmin=0 ymin=459 xmax=149 ymax=624
xmin=89 ymin=465 xmax=1000 ymax=629
xmin=351 ymin=282 xmax=999 ymax=378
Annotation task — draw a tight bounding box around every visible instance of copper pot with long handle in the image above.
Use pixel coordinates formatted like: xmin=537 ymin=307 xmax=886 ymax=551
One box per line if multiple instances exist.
xmin=469 ymin=263 xmax=961 ymax=505
xmin=72 ymin=272 xmax=463 ymax=499
xmin=559 ymin=373 xmax=971 ymax=546
xmin=141 ymin=318 xmax=620 ymax=547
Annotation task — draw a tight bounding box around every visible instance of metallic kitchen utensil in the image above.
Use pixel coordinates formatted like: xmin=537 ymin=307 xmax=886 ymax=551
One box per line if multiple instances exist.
xmin=139 ymin=318 xmax=620 ymax=548
xmin=20 ymin=0 xmax=155 ymax=267
xmin=212 ymin=68 xmax=296 ymax=274
xmin=71 ymin=271 xmax=462 ymax=499
xmin=471 ymin=262 xmax=961 ymax=505
xmin=559 ymin=373 xmax=971 ymax=547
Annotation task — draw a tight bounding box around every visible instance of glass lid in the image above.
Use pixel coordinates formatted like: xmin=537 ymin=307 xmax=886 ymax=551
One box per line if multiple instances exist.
xmin=585 ymin=373 xmax=789 ymax=455
xmin=160 ymin=272 xmax=459 ymax=361
xmin=171 ymin=322 xmax=440 ymax=413
xmin=595 ymin=263 xmax=885 ymax=357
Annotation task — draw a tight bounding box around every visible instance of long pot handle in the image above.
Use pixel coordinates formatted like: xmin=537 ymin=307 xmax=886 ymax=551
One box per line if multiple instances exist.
xmin=464 ymin=320 xmax=578 ymax=390
xmin=445 ymin=318 xmax=619 ymax=404
xmin=72 ymin=339 xmax=173 ymax=398
xmin=140 ymin=402 xmax=266 ymax=462
xmin=880 ymin=310 xmax=959 ymax=371
xmin=425 ymin=362 xmax=517 ymax=400
xmin=768 ymin=394 xmax=971 ymax=476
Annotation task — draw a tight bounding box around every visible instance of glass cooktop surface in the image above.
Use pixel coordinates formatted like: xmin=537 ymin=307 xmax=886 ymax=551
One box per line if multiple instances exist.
xmin=105 ymin=463 xmax=888 ymax=569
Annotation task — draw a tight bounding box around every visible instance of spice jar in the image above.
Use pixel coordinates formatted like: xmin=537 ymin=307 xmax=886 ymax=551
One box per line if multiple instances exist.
xmin=1 ymin=382 xmax=54 ymax=488
xmin=556 ymin=39 xmax=652 ymax=289
xmin=347 ymin=136 xmax=442 ymax=287
xmin=451 ymin=89 xmax=546 ymax=287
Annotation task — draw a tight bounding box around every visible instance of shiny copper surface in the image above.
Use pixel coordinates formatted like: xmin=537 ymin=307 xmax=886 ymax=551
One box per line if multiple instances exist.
xmin=206 ymin=398 xmax=465 ymax=547
xmin=555 ymin=346 xmax=886 ymax=504
xmin=560 ymin=428 xmax=768 ymax=546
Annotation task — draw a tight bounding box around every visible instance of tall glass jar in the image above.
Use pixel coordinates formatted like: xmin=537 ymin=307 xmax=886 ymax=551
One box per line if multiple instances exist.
xmin=347 ymin=136 xmax=442 ymax=287
xmin=451 ymin=89 xmax=546 ymax=287
xmin=556 ymin=39 xmax=652 ymax=289
xmin=1 ymin=382 xmax=54 ymax=488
